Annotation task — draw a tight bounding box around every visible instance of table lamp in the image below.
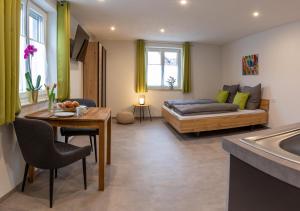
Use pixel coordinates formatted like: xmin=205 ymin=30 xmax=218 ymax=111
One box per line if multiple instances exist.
xmin=138 ymin=95 xmax=145 ymax=105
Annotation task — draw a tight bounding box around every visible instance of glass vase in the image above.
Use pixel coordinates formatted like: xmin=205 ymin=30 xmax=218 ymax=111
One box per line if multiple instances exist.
xmin=48 ymin=93 xmax=56 ymax=112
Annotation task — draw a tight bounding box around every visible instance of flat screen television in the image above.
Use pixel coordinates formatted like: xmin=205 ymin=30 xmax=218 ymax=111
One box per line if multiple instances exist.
xmin=71 ymin=25 xmax=90 ymax=62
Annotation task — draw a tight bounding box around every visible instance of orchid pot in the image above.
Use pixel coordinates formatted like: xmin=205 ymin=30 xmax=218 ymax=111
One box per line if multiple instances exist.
xmin=31 ymin=90 xmax=39 ymax=104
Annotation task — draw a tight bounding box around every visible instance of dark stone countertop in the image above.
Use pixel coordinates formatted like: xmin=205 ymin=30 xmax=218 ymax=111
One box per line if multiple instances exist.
xmin=222 ymin=123 xmax=300 ymax=189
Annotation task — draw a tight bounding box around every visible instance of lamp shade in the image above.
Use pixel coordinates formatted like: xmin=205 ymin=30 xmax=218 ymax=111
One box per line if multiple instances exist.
xmin=138 ymin=95 xmax=145 ymax=105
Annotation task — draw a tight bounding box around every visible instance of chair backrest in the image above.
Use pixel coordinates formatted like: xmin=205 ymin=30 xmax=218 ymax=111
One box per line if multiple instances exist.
xmin=64 ymin=98 xmax=96 ymax=107
xmin=13 ymin=118 xmax=59 ymax=169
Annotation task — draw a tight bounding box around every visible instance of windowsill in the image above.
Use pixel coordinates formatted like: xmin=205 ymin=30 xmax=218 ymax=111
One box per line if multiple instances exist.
xmin=20 ymin=90 xmax=48 ymax=108
xmin=21 ymin=99 xmax=48 ymax=108
xmin=148 ymin=87 xmax=182 ymax=91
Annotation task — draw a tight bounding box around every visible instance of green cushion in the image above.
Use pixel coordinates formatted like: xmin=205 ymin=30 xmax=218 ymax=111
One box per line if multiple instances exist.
xmin=233 ymin=92 xmax=250 ymax=110
xmin=216 ymin=90 xmax=229 ymax=103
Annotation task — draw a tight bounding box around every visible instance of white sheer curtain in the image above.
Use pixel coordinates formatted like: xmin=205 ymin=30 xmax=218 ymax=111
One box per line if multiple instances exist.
xmin=29 ymin=40 xmax=47 ymax=89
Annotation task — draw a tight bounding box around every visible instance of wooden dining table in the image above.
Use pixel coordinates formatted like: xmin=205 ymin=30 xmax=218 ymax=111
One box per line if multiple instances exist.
xmin=25 ymin=107 xmax=111 ymax=191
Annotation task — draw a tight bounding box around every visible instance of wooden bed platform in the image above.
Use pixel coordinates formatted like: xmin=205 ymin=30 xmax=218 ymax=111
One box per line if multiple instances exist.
xmin=162 ymin=99 xmax=270 ymax=134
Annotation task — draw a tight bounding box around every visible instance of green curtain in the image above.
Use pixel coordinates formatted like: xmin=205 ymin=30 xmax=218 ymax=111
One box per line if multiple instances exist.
xmin=182 ymin=42 xmax=191 ymax=93
xmin=57 ymin=2 xmax=70 ymax=101
xmin=0 ymin=0 xmax=21 ymax=126
xmin=135 ymin=39 xmax=147 ymax=93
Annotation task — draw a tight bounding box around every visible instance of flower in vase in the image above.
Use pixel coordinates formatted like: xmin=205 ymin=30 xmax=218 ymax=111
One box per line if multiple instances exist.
xmin=45 ymin=83 xmax=57 ymax=100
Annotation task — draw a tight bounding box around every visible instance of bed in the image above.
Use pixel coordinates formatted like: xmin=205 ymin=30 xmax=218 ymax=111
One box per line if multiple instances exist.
xmin=162 ymin=99 xmax=269 ymax=134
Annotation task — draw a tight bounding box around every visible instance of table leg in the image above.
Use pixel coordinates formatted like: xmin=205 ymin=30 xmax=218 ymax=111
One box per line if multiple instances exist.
xmin=139 ymin=107 xmax=142 ymax=123
xmin=53 ymin=126 xmax=58 ymax=141
xmin=98 ymin=121 xmax=106 ymax=191
xmin=107 ymin=116 xmax=111 ymax=165
xmin=142 ymin=107 xmax=145 ymax=120
xmin=148 ymin=106 xmax=152 ymax=121
xmin=28 ymin=166 xmax=35 ymax=183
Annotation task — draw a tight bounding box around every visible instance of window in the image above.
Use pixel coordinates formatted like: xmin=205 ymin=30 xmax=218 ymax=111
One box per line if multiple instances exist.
xmin=19 ymin=2 xmax=47 ymax=94
xmin=146 ymin=46 xmax=182 ymax=89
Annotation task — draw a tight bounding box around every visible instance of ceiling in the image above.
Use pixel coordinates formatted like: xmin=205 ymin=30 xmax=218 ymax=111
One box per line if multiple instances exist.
xmin=69 ymin=0 xmax=300 ymax=45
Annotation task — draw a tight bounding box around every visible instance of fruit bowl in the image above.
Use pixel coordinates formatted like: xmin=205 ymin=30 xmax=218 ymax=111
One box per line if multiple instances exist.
xmin=57 ymin=101 xmax=80 ymax=112
xmin=60 ymin=107 xmax=76 ymax=112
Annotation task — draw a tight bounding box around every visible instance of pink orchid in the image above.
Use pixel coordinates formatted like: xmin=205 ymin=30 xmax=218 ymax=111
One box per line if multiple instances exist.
xmin=24 ymin=44 xmax=37 ymax=60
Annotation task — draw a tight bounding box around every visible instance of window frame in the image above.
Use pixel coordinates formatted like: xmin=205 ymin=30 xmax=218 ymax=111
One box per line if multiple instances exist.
xmin=19 ymin=1 xmax=48 ymax=104
xmin=146 ymin=46 xmax=183 ymax=90
xmin=28 ymin=2 xmax=47 ymax=44
xmin=20 ymin=3 xmax=25 ymax=36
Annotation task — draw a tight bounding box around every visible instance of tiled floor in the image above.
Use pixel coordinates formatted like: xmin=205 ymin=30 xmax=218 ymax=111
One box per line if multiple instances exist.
xmin=0 ymin=119 xmax=262 ymax=211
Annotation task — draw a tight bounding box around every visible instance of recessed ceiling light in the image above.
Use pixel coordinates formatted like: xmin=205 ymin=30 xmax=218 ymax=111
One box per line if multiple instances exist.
xmin=179 ymin=0 xmax=188 ymax=5
xmin=110 ymin=26 xmax=116 ymax=31
xmin=253 ymin=11 xmax=260 ymax=17
xmin=98 ymin=0 xmax=105 ymax=2
xmin=160 ymin=28 xmax=165 ymax=33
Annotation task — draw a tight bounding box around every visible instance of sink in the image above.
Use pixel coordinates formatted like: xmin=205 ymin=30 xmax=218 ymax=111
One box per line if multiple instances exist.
xmin=241 ymin=128 xmax=300 ymax=164
xmin=280 ymin=136 xmax=300 ymax=156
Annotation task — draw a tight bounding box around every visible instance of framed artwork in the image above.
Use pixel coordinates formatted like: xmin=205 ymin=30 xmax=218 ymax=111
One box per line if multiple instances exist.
xmin=242 ymin=54 xmax=259 ymax=75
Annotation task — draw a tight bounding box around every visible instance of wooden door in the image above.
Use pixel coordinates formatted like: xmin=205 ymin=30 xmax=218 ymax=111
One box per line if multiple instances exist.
xmin=101 ymin=46 xmax=107 ymax=107
xmin=83 ymin=42 xmax=99 ymax=106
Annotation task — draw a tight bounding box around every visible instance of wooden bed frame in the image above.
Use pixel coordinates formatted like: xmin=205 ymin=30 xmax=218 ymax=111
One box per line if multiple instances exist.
xmin=162 ymin=99 xmax=270 ymax=134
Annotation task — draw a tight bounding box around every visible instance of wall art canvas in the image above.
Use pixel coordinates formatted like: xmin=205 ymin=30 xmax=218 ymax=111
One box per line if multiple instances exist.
xmin=242 ymin=54 xmax=259 ymax=75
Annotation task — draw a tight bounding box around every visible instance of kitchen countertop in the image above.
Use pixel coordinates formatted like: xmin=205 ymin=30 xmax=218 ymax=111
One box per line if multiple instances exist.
xmin=222 ymin=123 xmax=300 ymax=189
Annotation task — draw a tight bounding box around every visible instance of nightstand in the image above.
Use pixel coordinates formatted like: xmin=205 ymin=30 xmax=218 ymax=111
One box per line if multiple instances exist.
xmin=133 ymin=104 xmax=152 ymax=123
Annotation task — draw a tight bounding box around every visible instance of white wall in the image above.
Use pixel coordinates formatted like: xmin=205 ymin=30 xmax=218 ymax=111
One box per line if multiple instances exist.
xmin=0 ymin=125 xmax=24 ymax=199
xmin=70 ymin=61 xmax=83 ymax=98
xmin=221 ymin=21 xmax=300 ymax=128
xmin=70 ymin=16 xmax=84 ymax=99
xmin=101 ymin=40 xmax=222 ymax=117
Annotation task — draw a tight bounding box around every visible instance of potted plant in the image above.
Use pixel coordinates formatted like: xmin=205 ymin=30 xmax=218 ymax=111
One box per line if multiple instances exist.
xmin=24 ymin=44 xmax=42 ymax=103
xmin=166 ymin=76 xmax=176 ymax=90
xmin=25 ymin=72 xmax=41 ymax=103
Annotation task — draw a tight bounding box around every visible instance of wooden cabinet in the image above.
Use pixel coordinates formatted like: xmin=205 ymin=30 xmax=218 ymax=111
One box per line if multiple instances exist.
xmin=83 ymin=42 xmax=107 ymax=107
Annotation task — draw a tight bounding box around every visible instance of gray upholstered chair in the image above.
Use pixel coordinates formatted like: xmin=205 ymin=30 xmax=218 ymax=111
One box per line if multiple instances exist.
xmin=13 ymin=118 xmax=91 ymax=208
xmin=60 ymin=98 xmax=98 ymax=163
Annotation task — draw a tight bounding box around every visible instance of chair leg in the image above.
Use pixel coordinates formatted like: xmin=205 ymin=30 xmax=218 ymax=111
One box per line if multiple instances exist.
xmin=22 ymin=163 xmax=29 ymax=192
xmin=49 ymin=169 xmax=54 ymax=208
xmin=93 ymin=135 xmax=97 ymax=163
xmin=82 ymin=158 xmax=87 ymax=190
xmin=55 ymin=168 xmax=58 ymax=178
xmin=65 ymin=136 xmax=69 ymax=144
xmin=89 ymin=135 xmax=93 ymax=152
